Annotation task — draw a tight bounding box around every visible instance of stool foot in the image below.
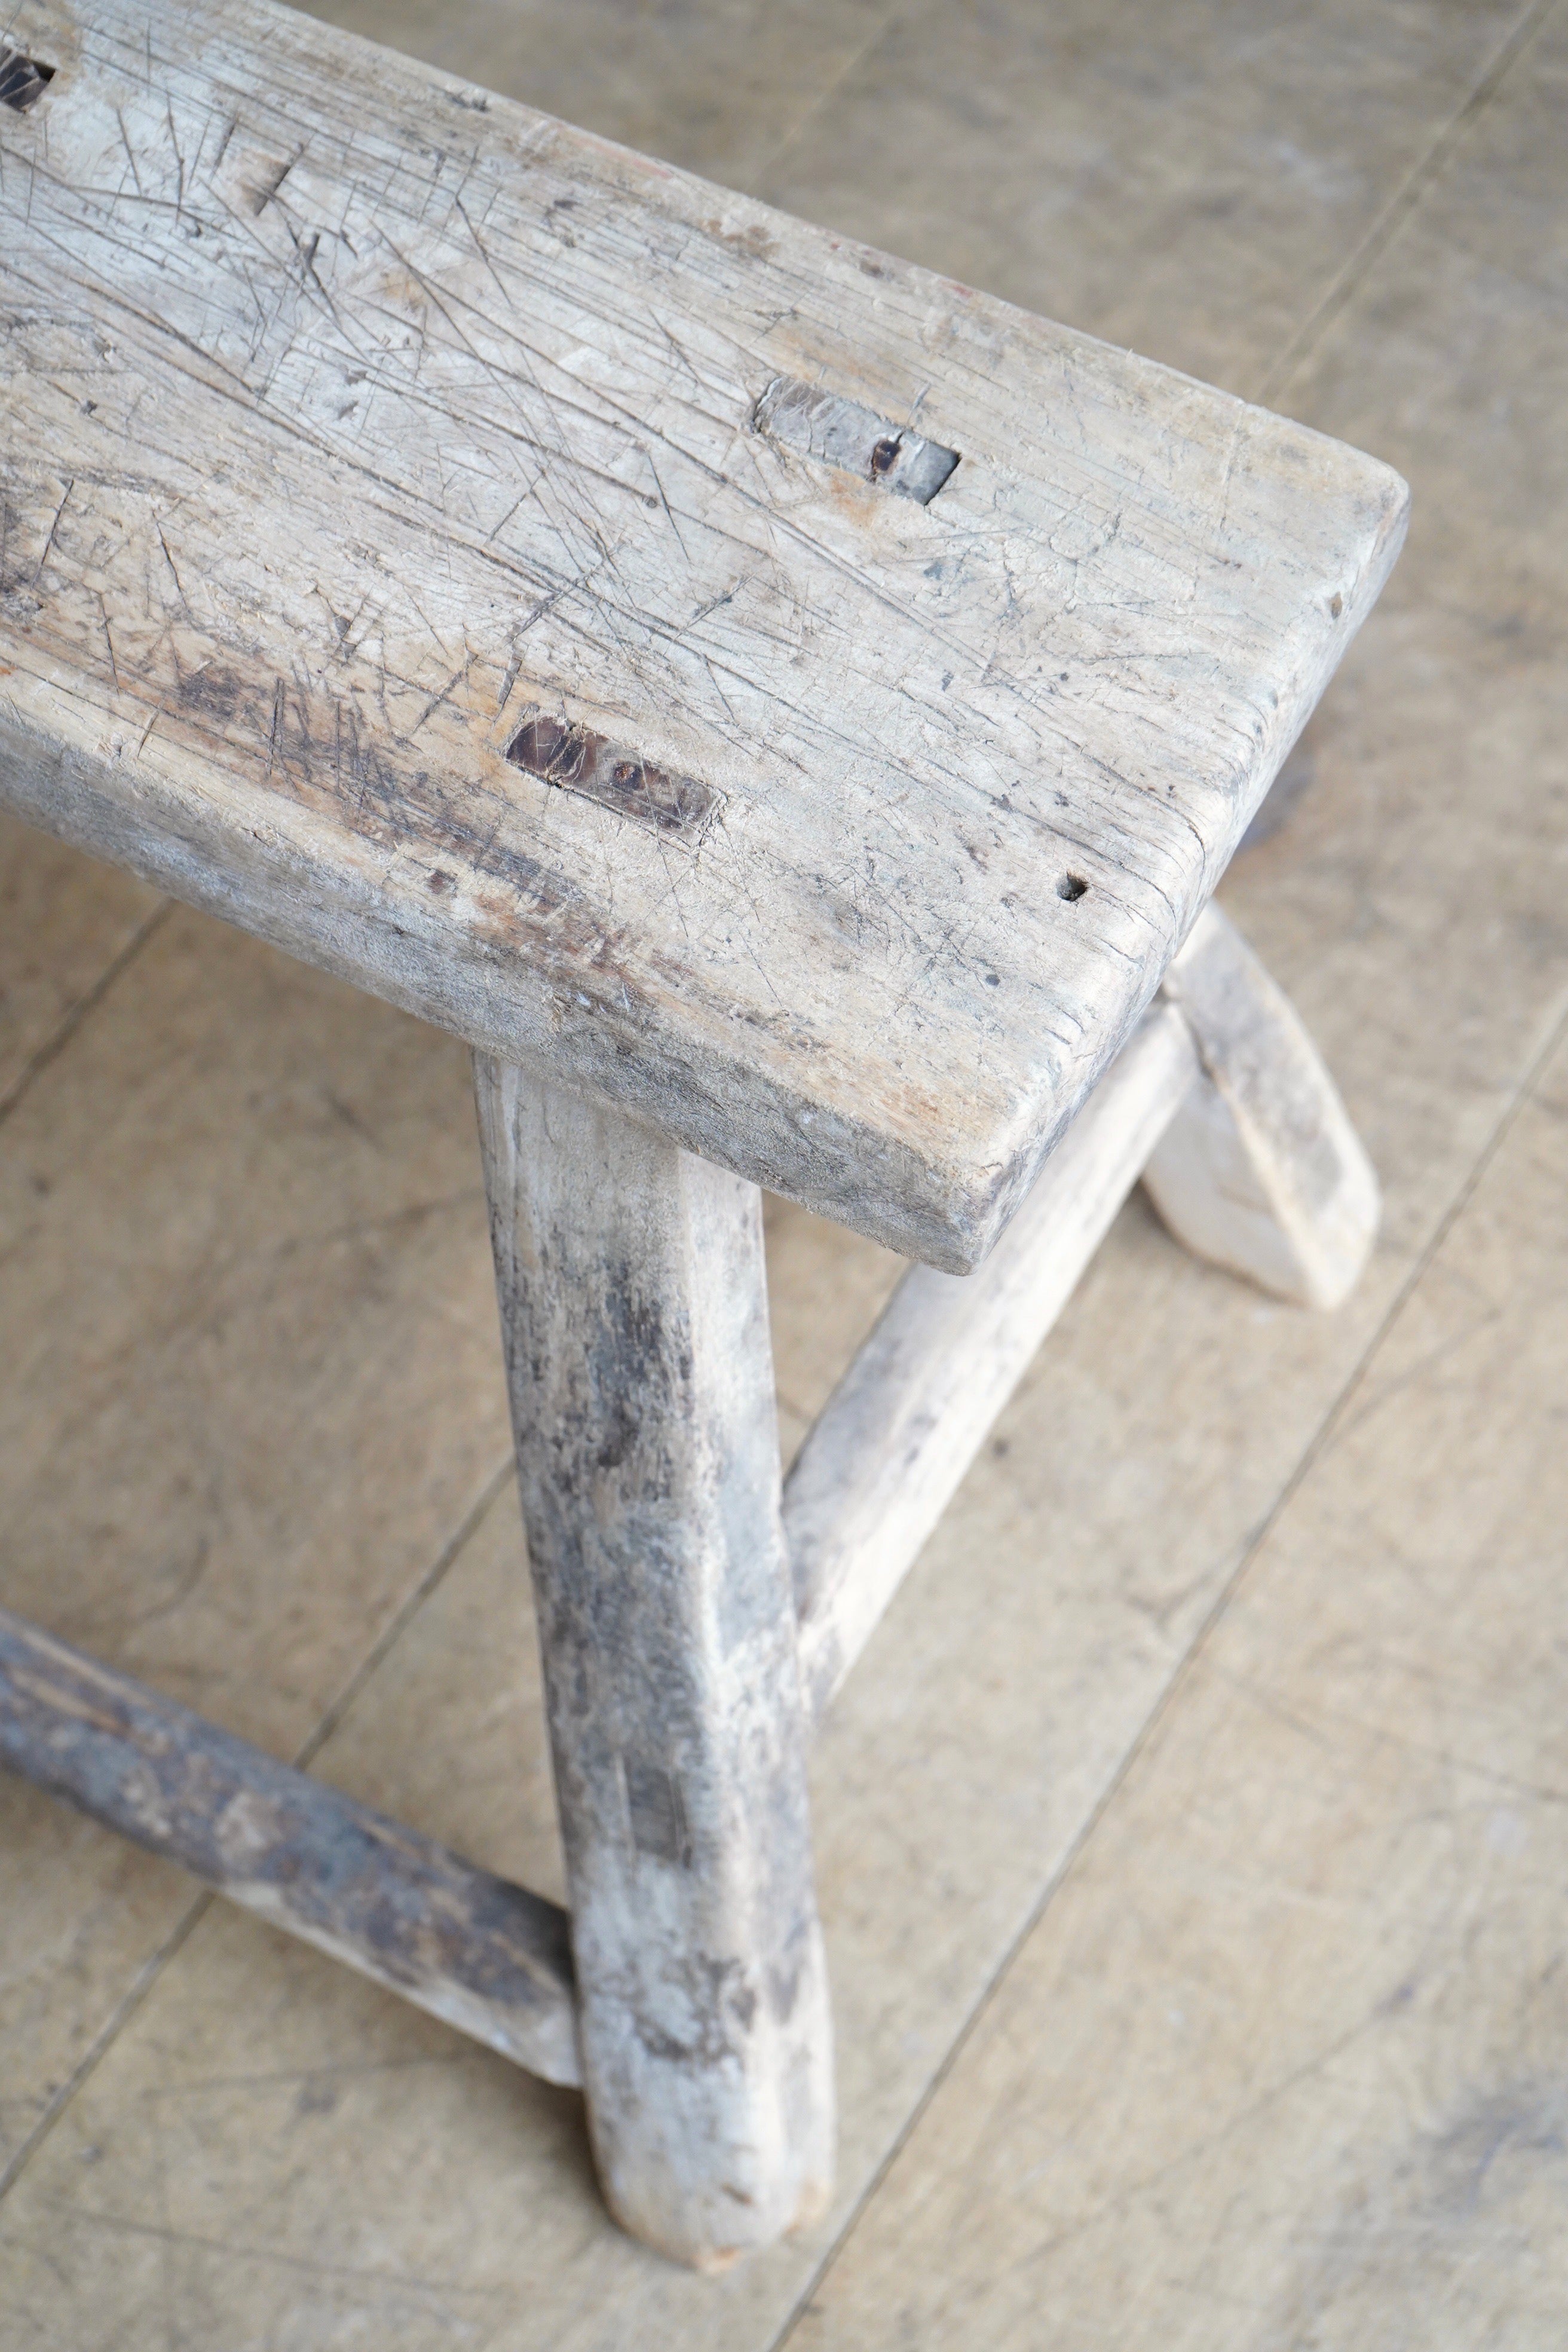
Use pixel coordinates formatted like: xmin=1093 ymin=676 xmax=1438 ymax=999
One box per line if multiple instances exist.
xmin=474 ymin=1059 xmax=834 ymax=2267
xmin=1146 ymin=905 xmax=1380 ymax=1309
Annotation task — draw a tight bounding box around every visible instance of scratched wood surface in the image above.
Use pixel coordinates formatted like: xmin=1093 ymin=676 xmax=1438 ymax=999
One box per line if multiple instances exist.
xmin=474 ymin=1059 xmax=832 ymax=2264
xmin=788 ymin=1000 xmax=1198 ymax=1719
xmin=0 ymin=0 xmax=1405 ymax=1268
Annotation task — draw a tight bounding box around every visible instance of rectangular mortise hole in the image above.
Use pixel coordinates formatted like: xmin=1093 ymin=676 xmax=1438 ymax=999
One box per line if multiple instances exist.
xmin=754 ymin=376 xmax=959 ymax=505
xmin=505 ymin=709 xmax=721 ymax=842
xmin=0 ymin=46 xmax=56 ymax=111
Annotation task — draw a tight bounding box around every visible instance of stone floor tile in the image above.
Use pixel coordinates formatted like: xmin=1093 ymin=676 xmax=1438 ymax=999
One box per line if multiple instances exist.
xmin=2 ymin=0 xmax=1566 ymax=2340
xmin=0 ymin=906 xmax=510 ymax=1735
xmin=0 ymin=813 xmax=163 ymax=1113
xmin=1281 ymin=2 xmax=1568 ymax=621
xmin=750 ymin=0 xmax=1532 ymax=393
xmin=290 ymin=0 xmax=895 ymax=189
xmin=764 ymin=1194 xmax=905 ymax=1466
xmin=307 ymin=1478 xmax=564 ymax=1900
xmin=791 ymin=998 xmax=1568 ymax=2352
xmin=0 ymin=1784 xmax=197 ymax=2188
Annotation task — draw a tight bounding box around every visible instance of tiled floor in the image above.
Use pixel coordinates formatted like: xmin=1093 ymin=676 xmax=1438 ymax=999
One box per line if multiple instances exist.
xmin=2 ymin=0 xmax=1567 ymax=2342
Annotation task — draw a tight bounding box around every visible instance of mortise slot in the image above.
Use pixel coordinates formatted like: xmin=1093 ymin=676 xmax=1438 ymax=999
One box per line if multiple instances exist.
xmin=754 ymin=376 xmax=959 ymax=505
xmin=0 ymin=45 xmax=56 ymax=111
xmin=505 ymin=709 xmax=722 ymax=842
xmin=621 ymin=1756 xmax=693 ymax=1869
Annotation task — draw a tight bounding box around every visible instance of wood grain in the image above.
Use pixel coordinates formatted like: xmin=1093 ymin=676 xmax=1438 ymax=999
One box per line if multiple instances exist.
xmin=474 ymin=1058 xmax=832 ymax=2267
xmin=789 ymin=1000 xmax=1199 ymax=1716
xmin=0 ymin=0 xmax=1406 ymax=1267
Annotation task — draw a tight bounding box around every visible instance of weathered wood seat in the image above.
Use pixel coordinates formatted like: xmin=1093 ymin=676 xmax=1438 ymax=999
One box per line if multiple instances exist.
xmin=0 ymin=0 xmax=1405 ymax=2272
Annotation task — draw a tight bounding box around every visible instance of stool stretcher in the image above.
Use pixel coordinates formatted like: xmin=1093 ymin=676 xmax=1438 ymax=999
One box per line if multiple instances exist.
xmin=0 ymin=1604 xmax=581 ymax=2086
xmin=789 ymin=1000 xmax=1202 ymax=1717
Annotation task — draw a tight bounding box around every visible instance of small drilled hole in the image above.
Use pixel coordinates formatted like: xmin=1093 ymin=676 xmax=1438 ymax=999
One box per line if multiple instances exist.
xmin=0 ymin=46 xmax=56 ymax=111
xmin=1057 ymin=872 xmax=1089 ymax=902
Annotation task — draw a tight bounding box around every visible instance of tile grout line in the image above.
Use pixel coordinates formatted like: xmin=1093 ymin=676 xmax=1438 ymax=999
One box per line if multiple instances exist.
xmin=1255 ymin=0 xmax=1563 ymax=407
xmin=0 ymin=1452 xmax=517 ymax=2207
xmin=771 ymin=979 xmax=1568 ymax=2348
xmin=291 ymin=1451 xmax=515 ymax=1774
xmin=0 ymin=899 xmax=172 ymax=1132
xmin=737 ymin=2 xmax=909 ymax=197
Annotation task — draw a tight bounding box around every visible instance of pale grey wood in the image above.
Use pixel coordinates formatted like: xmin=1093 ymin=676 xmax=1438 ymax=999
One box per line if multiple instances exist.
xmin=0 ymin=0 xmax=1407 ymax=1269
xmin=0 ymin=1606 xmax=581 ymax=2087
xmin=473 ymin=1058 xmax=833 ymax=2267
xmin=789 ymin=1003 xmax=1200 ymax=1717
xmin=1144 ymin=905 xmax=1380 ymax=1308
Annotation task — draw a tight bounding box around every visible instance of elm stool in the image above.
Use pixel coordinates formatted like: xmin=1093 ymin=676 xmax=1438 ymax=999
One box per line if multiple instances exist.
xmin=0 ymin=0 xmax=1406 ymax=2269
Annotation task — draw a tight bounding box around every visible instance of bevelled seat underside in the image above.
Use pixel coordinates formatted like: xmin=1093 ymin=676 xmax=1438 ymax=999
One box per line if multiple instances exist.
xmin=0 ymin=0 xmax=1407 ymax=1266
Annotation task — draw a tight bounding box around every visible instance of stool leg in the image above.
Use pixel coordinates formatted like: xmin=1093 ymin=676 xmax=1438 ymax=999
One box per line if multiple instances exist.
xmin=473 ymin=1057 xmax=834 ymax=2267
xmin=1146 ymin=904 xmax=1380 ymax=1308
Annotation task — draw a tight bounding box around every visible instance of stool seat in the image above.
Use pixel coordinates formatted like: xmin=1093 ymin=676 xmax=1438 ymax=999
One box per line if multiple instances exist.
xmin=0 ymin=0 xmax=1404 ymax=1267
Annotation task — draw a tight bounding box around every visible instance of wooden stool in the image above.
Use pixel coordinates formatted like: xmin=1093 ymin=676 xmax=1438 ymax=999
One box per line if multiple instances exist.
xmin=0 ymin=0 xmax=1405 ymax=2268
